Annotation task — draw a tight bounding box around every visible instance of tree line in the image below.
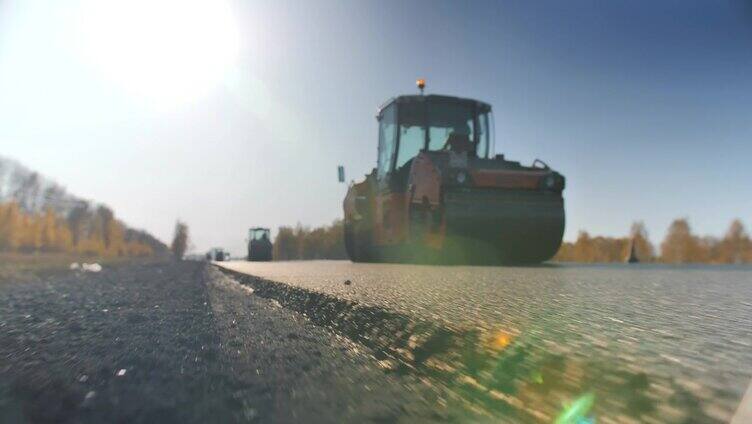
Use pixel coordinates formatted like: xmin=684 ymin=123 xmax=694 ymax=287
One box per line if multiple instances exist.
xmin=270 ymin=218 xmax=752 ymax=264
xmin=555 ymin=219 xmax=752 ymax=264
xmin=272 ymin=220 xmax=346 ymax=260
xmin=0 ymin=201 xmax=164 ymax=257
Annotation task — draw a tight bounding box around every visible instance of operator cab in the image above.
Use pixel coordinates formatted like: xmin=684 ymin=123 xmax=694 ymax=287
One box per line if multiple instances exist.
xmin=375 ymin=94 xmax=494 ymax=181
xmin=247 ymin=227 xmax=272 ymax=261
xmin=209 ymin=247 xmax=228 ymax=262
xmin=249 ymin=228 xmax=270 ymax=242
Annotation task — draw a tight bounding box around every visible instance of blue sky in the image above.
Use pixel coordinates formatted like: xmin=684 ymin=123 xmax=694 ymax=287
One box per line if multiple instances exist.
xmin=1 ymin=0 xmax=751 ymax=254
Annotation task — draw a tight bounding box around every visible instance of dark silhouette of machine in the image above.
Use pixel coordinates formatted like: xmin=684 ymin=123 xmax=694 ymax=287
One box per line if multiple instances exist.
xmin=247 ymin=227 xmax=272 ymax=261
xmin=343 ymin=81 xmax=566 ymax=265
xmin=207 ymin=248 xmax=229 ymax=262
xmin=627 ymin=238 xmax=640 ymax=263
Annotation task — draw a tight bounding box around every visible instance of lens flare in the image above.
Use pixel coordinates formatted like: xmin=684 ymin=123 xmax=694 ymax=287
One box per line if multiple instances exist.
xmin=554 ymin=392 xmax=595 ymax=424
xmin=488 ymin=330 xmax=514 ymax=351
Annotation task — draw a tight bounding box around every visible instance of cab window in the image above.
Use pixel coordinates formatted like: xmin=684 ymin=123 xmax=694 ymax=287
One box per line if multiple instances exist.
xmin=426 ymin=102 xmax=475 ymax=152
xmin=377 ymin=104 xmax=397 ymax=178
xmin=476 ymin=112 xmax=490 ymax=158
xmin=396 ymin=103 xmax=426 ymax=169
xmin=249 ymin=229 xmax=269 ymax=241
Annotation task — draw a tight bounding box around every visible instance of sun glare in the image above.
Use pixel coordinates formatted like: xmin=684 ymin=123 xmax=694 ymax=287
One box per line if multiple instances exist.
xmin=76 ymin=0 xmax=240 ymax=107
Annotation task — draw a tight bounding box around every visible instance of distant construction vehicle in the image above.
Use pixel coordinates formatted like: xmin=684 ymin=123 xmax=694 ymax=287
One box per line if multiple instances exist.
xmin=626 ymin=238 xmax=640 ymax=263
xmin=342 ymin=80 xmax=566 ymax=265
xmin=247 ymin=227 xmax=272 ymax=261
xmin=207 ymin=247 xmax=229 ymax=262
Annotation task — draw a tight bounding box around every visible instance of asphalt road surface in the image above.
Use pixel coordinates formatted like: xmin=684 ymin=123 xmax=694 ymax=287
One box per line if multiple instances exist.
xmin=218 ymin=260 xmax=752 ymax=423
xmin=0 ymin=261 xmax=444 ymax=423
xmin=2 ymin=259 xmax=750 ymax=423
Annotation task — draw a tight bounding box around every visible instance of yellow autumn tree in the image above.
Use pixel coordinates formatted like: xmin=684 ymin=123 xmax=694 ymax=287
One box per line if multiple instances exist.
xmin=0 ymin=202 xmax=23 ymax=250
xmin=572 ymin=231 xmax=596 ymax=262
xmin=0 ymin=200 xmax=156 ymax=257
xmin=660 ymin=219 xmax=705 ymax=263
xmin=17 ymin=212 xmax=43 ymax=252
xmin=272 ymin=220 xmax=346 ymax=260
xmin=54 ymin=218 xmax=73 ymax=252
xmin=40 ymin=208 xmax=58 ymax=251
xmin=105 ymin=220 xmax=126 ymax=256
xmin=716 ymin=219 xmax=750 ymax=264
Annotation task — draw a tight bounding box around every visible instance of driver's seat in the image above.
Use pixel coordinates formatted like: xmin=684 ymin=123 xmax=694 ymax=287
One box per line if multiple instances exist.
xmin=445 ymin=132 xmax=473 ymax=154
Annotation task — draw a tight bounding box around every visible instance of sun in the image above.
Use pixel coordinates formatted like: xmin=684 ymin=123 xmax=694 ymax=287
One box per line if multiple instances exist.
xmin=76 ymin=0 xmax=240 ymax=107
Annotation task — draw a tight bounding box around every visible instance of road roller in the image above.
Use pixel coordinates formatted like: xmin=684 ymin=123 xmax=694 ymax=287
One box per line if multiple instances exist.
xmin=343 ymin=80 xmax=565 ymax=265
xmin=247 ymin=227 xmax=272 ymax=261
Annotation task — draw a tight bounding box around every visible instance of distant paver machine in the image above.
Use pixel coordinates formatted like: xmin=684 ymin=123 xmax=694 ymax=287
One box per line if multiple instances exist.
xmin=207 ymin=247 xmax=229 ymax=262
xmin=247 ymin=227 xmax=272 ymax=261
xmin=342 ymin=80 xmax=566 ymax=265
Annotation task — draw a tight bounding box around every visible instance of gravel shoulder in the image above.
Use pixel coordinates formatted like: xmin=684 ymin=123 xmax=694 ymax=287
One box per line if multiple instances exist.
xmin=0 ymin=261 xmax=442 ymax=423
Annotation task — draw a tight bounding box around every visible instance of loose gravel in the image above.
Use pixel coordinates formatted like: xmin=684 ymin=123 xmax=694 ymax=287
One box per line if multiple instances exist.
xmin=0 ymin=261 xmax=445 ymax=423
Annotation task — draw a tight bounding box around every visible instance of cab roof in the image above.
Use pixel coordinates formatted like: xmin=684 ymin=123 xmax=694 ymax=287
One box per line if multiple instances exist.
xmin=377 ymin=94 xmax=492 ymax=118
xmin=249 ymin=227 xmax=270 ymax=231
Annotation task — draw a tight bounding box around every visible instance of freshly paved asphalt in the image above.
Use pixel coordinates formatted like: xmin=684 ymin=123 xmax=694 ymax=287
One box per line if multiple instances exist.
xmin=219 ymin=260 xmax=752 ymax=423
